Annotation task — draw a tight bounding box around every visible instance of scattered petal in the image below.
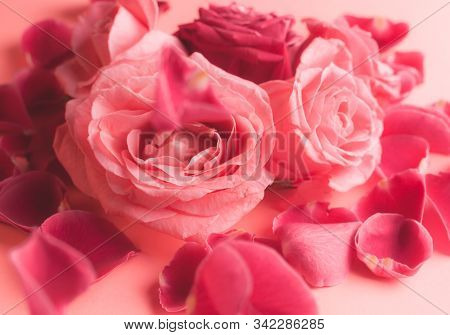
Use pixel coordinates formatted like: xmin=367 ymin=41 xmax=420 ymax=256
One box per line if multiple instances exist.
xmin=0 ymin=84 xmax=33 ymax=133
xmin=380 ymin=135 xmax=429 ymax=177
xmin=355 ymin=213 xmax=433 ymax=277
xmin=21 ymin=20 xmax=73 ymax=69
xmin=10 ymin=231 xmax=96 ymax=314
xmin=356 ymin=169 xmax=425 ymax=222
xmin=41 ymin=210 xmax=137 ymax=278
xmin=425 ymin=173 xmax=450 ymax=240
xmin=159 ymin=242 xmax=208 ymax=312
xmin=189 ymin=240 xmax=318 ymax=314
xmin=0 ymin=171 xmax=65 ymax=230
xmin=274 ymin=202 xmax=360 ymax=287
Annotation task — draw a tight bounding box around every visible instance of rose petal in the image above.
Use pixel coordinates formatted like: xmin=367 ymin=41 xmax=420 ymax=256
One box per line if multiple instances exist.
xmin=159 ymin=242 xmax=208 ymax=312
xmin=0 ymin=84 xmax=33 ymax=133
xmin=383 ymin=105 xmax=450 ymax=154
xmin=274 ymin=202 xmax=360 ymax=287
xmin=355 ymin=213 xmax=433 ymax=277
xmin=10 ymin=231 xmax=96 ymax=314
xmin=343 ymin=15 xmax=409 ymax=50
xmin=189 ymin=240 xmax=318 ymax=314
xmin=21 ymin=20 xmax=73 ymax=69
xmin=0 ymin=171 xmax=65 ymax=230
xmin=380 ymin=135 xmax=429 ymax=177
xmin=425 ymin=173 xmax=450 ymax=241
xmin=41 ymin=210 xmax=137 ymax=278
xmin=356 ymin=169 xmax=426 ymax=222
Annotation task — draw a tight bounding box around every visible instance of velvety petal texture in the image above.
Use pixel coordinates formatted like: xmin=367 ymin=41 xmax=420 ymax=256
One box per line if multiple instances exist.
xmin=274 ymin=202 xmax=360 ymax=287
xmin=176 ymin=3 xmax=304 ymax=83
xmin=425 ymin=173 xmax=450 ymax=240
xmin=189 ymin=240 xmax=318 ymax=314
xmin=356 ymin=169 xmax=426 ymax=222
xmin=41 ymin=210 xmax=137 ymax=277
xmin=21 ymin=20 xmax=73 ymax=69
xmin=355 ymin=213 xmax=433 ymax=277
xmin=10 ymin=231 xmax=96 ymax=314
xmin=0 ymin=171 xmax=65 ymax=230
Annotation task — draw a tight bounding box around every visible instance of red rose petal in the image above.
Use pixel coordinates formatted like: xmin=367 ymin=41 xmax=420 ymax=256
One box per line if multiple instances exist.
xmin=190 ymin=240 xmax=318 ymax=315
xmin=355 ymin=213 xmax=433 ymax=277
xmin=425 ymin=173 xmax=450 ymax=241
xmin=159 ymin=242 xmax=208 ymax=312
xmin=0 ymin=171 xmax=65 ymax=230
xmin=380 ymin=135 xmax=429 ymax=177
xmin=10 ymin=231 xmax=96 ymax=314
xmin=21 ymin=20 xmax=73 ymax=69
xmin=343 ymin=15 xmax=409 ymax=50
xmin=274 ymin=203 xmax=360 ymax=287
xmin=41 ymin=210 xmax=137 ymax=278
xmin=356 ymin=169 xmax=426 ymax=222
xmin=383 ymin=105 xmax=450 ymax=154
xmin=0 ymin=84 xmax=33 ymax=133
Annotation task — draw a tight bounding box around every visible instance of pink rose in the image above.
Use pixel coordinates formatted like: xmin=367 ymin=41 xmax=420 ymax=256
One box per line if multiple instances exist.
xmin=263 ymin=37 xmax=382 ymax=191
xmin=54 ymin=39 xmax=274 ymax=241
xmin=303 ymin=17 xmax=423 ymax=106
xmin=175 ymin=3 xmax=304 ymax=84
xmin=56 ymin=0 xmax=159 ymax=97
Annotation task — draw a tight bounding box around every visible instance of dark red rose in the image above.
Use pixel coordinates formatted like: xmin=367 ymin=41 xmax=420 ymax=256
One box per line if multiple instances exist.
xmin=176 ymin=3 xmax=303 ymax=84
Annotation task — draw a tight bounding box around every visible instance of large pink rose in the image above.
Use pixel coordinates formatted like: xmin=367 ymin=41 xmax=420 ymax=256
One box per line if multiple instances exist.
xmin=56 ymin=0 xmax=159 ymax=97
xmin=263 ymin=37 xmax=382 ymax=191
xmin=54 ymin=36 xmax=274 ymax=241
xmin=175 ymin=3 xmax=304 ymax=84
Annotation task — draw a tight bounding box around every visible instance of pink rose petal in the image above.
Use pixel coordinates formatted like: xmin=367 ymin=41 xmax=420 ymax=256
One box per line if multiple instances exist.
xmin=343 ymin=15 xmax=409 ymax=50
xmin=41 ymin=210 xmax=137 ymax=278
xmin=425 ymin=173 xmax=450 ymax=241
xmin=383 ymin=105 xmax=450 ymax=154
xmin=189 ymin=240 xmax=318 ymax=315
xmin=0 ymin=84 xmax=33 ymax=133
xmin=0 ymin=171 xmax=65 ymax=230
xmin=159 ymin=242 xmax=208 ymax=312
xmin=274 ymin=202 xmax=360 ymax=287
xmin=10 ymin=231 xmax=96 ymax=314
xmin=21 ymin=20 xmax=73 ymax=69
xmin=355 ymin=213 xmax=433 ymax=278
xmin=356 ymin=169 xmax=426 ymax=222
xmin=380 ymin=135 xmax=429 ymax=177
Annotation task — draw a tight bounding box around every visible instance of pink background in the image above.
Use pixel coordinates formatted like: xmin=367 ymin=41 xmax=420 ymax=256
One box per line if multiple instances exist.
xmin=0 ymin=0 xmax=449 ymax=314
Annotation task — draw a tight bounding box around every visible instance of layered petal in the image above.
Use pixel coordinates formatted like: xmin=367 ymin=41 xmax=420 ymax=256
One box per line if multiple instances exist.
xmin=355 ymin=213 xmax=433 ymax=277
xmin=356 ymin=169 xmax=425 ymax=221
xmin=274 ymin=203 xmax=360 ymax=287
xmin=10 ymin=231 xmax=96 ymax=314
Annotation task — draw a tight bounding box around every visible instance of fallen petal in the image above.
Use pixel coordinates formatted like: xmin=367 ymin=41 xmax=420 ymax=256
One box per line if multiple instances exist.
xmin=425 ymin=173 xmax=450 ymax=240
xmin=10 ymin=231 xmax=96 ymax=314
xmin=355 ymin=213 xmax=433 ymax=277
xmin=274 ymin=202 xmax=360 ymax=287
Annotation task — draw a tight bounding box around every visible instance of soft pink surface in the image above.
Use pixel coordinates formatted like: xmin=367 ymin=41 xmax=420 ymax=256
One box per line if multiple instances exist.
xmin=0 ymin=0 xmax=449 ymax=315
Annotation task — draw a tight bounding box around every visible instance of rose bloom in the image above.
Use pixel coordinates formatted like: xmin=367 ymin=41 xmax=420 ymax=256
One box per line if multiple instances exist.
xmin=56 ymin=0 xmax=158 ymax=97
xmin=54 ymin=34 xmax=274 ymax=241
xmin=262 ymin=37 xmax=383 ymax=192
xmin=175 ymin=3 xmax=304 ymax=84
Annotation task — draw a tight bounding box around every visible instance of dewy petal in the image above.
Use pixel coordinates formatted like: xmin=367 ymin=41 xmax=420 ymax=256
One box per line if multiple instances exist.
xmin=273 ymin=202 xmax=360 ymax=287
xmin=10 ymin=231 xmax=96 ymax=314
xmin=41 ymin=210 xmax=137 ymax=278
xmin=383 ymin=105 xmax=450 ymax=154
xmin=21 ymin=20 xmax=73 ymax=69
xmin=380 ymin=135 xmax=429 ymax=177
xmin=0 ymin=171 xmax=65 ymax=230
xmin=189 ymin=240 xmax=318 ymax=315
xmin=356 ymin=169 xmax=426 ymax=222
xmin=425 ymin=173 xmax=450 ymax=240
xmin=159 ymin=242 xmax=208 ymax=312
xmin=355 ymin=213 xmax=433 ymax=278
